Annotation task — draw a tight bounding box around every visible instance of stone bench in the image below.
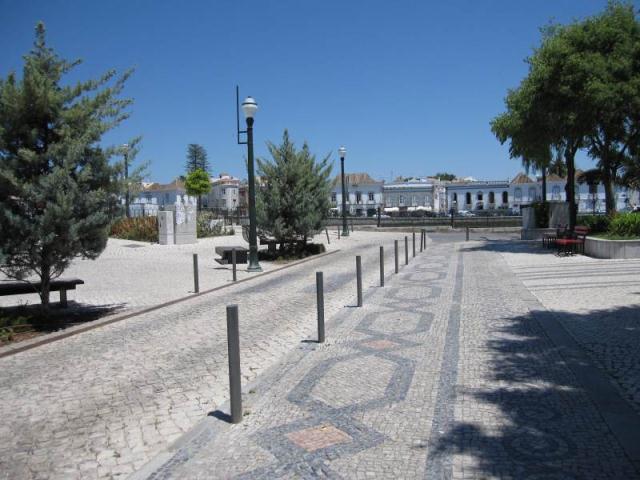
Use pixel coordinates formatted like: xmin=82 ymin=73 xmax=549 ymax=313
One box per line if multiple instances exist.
xmin=0 ymin=278 xmax=84 ymax=307
xmin=215 ymin=246 xmax=248 ymax=265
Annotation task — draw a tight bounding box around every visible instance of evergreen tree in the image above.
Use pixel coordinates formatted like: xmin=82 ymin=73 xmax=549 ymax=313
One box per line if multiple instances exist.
xmin=185 ymin=144 xmax=210 ymax=174
xmin=0 ymin=23 xmax=133 ymax=306
xmin=184 ymin=168 xmax=211 ymax=210
xmin=256 ymin=130 xmax=332 ymax=248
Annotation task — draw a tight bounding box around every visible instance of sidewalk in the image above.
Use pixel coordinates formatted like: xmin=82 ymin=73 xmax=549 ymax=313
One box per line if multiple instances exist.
xmin=134 ymin=241 xmax=640 ymax=479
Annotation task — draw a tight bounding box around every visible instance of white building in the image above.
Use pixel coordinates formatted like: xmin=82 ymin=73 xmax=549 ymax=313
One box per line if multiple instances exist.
xmin=206 ymin=174 xmax=240 ymax=211
xmin=383 ymin=179 xmax=435 ymax=215
xmin=330 ymin=173 xmax=384 ymax=217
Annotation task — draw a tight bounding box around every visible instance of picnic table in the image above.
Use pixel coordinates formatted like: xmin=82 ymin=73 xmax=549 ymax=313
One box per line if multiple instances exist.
xmin=215 ymin=246 xmax=248 ymax=265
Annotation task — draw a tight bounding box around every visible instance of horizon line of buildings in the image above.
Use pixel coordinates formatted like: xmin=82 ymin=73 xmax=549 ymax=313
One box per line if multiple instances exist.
xmin=128 ymin=171 xmax=639 ymax=217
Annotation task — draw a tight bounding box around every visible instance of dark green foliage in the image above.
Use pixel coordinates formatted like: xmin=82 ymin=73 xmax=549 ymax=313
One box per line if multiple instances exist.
xmin=531 ymin=202 xmax=549 ymax=228
xmin=185 ymin=144 xmax=209 ymax=174
xmin=492 ymin=1 xmax=640 ymax=226
xmin=0 ymin=23 xmax=133 ymax=305
xmin=256 ymin=130 xmax=332 ymax=246
xmin=257 ymin=242 xmax=326 ymax=262
xmin=608 ymin=212 xmax=640 ymax=237
xmin=578 ymin=214 xmax=612 ymax=234
xmin=110 ymin=217 xmax=158 ymax=242
xmin=434 ymin=172 xmax=456 ymax=181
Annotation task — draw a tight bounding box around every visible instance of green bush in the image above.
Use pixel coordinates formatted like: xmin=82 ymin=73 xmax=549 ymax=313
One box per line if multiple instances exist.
xmin=578 ymin=214 xmax=611 ymax=234
xmin=608 ymin=212 xmax=640 ymax=238
xmin=531 ymin=202 xmax=549 ymax=228
xmin=110 ymin=216 xmax=158 ymax=242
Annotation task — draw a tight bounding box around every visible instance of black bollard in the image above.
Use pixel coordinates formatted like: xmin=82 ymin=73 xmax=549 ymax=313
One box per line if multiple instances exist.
xmin=466 ymin=226 xmax=469 ymax=241
xmin=316 ymin=272 xmax=325 ymax=343
xmin=420 ymin=230 xmax=423 ymax=253
xmin=405 ymin=236 xmax=409 ymax=265
xmin=412 ymin=231 xmax=416 ymax=257
xmin=337 ymin=227 xmax=340 ymax=240
xmin=226 ymin=305 xmax=242 ymax=423
xmin=379 ymin=246 xmax=384 ymax=287
xmin=395 ymin=240 xmax=399 ymax=274
xmin=356 ymin=256 xmax=363 ymax=307
xmin=232 ymin=248 xmax=237 ymax=282
xmin=193 ymin=253 xmax=199 ymax=293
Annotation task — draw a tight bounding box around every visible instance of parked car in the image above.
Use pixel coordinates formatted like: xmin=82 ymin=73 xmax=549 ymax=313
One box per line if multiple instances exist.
xmin=458 ymin=210 xmax=476 ymax=217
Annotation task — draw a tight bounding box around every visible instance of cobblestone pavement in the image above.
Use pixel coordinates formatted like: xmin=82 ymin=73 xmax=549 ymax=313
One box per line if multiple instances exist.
xmin=134 ymin=239 xmax=639 ymax=479
xmin=498 ymin=242 xmax=640 ymax=414
xmin=0 ymin=231 xmax=411 ymax=480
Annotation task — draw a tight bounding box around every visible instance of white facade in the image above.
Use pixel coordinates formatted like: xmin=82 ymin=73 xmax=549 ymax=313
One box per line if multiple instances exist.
xmin=331 ymin=173 xmax=384 ymax=217
xmin=205 ymin=174 xmax=240 ymax=211
xmin=446 ymin=181 xmax=511 ymax=212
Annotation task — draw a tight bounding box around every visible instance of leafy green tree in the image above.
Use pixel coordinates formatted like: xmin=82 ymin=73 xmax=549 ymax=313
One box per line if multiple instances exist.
xmin=184 ymin=168 xmax=211 ymax=210
xmin=494 ymin=2 xmax=640 ymax=222
xmin=256 ymin=130 xmax=332 ymax=249
xmin=576 ymin=2 xmax=640 ymax=214
xmin=0 ymin=23 xmax=133 ymax=305
xmin=185 ymin=144 xmax=210 ymax=174
xmin=434 ymin=172 xmax=456 ymax=181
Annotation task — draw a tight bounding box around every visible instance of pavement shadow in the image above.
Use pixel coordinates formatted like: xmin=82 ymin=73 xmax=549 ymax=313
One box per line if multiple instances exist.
xmin=431 ymin=305 xmax=640 ymax=478
xmin=459 ymin=238 xmax=556 ymax=256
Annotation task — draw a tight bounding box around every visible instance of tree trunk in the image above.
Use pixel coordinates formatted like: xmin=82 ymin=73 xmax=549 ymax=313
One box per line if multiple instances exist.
xmin=39 ymin=261 xmax=51 ymax=307
xmin=565 ymin=148 xmax=577 ymax=231
xmin=602 ymin=164 xmax=616 ymax=215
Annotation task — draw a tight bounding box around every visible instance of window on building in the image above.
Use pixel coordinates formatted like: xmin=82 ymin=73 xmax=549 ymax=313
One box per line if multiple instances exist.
xmin=552 ymin=186 xmax=561 ymax=200
xmin=515 ymin=188 xmax=522 ymax=201
xmin=356 ymin=191 xmax=362 ymax=203
xmin=453 ymin=193 xmax=458 ymax=202
xmin=331 ymin=192 xmax=337 ymax=202
xmin=368 ymin=192 xmax=374 ymax=201
xmin=528 ymin=187 xmax=537 ymax=200
xmin=502 ymin=191 xmax=508 ymax=204
xmin=399 ymin=195 xmax=405 ymax=205
xmin=477 ymin=191 xmax=483 ymax=201
xmin=489 ymin=192 xmax=495 ymax=204
xmin=465 ymin=192 xmax=471 ymax=205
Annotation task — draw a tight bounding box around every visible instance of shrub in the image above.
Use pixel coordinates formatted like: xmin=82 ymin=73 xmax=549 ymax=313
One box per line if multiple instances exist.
xmin=578 ymin=215 xmax=611 ymax=234
xmin=608 ymin=212 xmax=640 ymax=238
xmin=531 ymin=202 xmax=549 ymax=228
xmin=110 ymin=217 xmax=158 ymax=242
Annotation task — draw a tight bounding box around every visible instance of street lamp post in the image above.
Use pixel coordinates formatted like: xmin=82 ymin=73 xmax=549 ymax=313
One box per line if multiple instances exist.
xmin=123 ymin=143 xmax=130 ymax=218
xmin=339 ymin=146 xmax=349 ymax=237
xmin=240 ymin=95 xmax=262 ymax=272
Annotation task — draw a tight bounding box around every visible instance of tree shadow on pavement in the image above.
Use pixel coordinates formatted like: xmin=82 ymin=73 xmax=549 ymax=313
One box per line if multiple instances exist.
xmin=430 ymin=305 xmax=640 ymax=479
xmin=460 ymin=238 xmax=559 ymax=256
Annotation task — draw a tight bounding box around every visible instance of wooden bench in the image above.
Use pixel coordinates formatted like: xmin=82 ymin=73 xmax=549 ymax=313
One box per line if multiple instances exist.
xmin=215 ymin=246 xmax=248 ymax=265
xmin=556 ymin=226 xmax=589 ymax=256
xmin=0 ymin=278 xmax=84 ymax=307
xmin=542 ymin=225 xmax=567 ymax=248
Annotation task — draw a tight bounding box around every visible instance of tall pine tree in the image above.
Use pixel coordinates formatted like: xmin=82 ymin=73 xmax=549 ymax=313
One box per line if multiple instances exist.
xmin=256 ymin=130 xmax=332 ymax=248
xmin=185 ymin=143 xmax=210 ymax=174
xmin=0 ymin=23 xmax=133 ymax=306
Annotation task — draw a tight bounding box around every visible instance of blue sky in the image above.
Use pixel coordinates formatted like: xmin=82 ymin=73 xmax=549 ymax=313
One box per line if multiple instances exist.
xmin=0 ymin=0 xmax=628 ymax=183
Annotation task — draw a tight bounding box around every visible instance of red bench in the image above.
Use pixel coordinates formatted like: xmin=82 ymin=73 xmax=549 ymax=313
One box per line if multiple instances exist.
xmin=556 ymin=226 xmax=589 ymax=256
